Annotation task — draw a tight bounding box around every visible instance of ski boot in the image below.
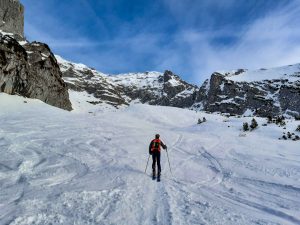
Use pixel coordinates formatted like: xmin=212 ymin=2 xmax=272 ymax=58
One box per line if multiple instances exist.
xmin=152 ymin=170 xmax=156 ymax=180
xmin=157 ymin=172 xmax=161 ymax=182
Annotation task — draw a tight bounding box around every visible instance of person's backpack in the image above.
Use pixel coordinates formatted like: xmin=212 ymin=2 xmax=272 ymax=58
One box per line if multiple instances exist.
xmin=153 ymin=141 xmax=160 ymax=149
xmin=151 ymin=139 xmax=161 ymax=153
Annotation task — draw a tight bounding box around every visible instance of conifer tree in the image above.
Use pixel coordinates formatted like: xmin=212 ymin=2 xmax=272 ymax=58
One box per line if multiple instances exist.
xmin=243 ymin=122 xmax=249 ymax=131
xmin=250 ymin=118 xmax=258 ymax=130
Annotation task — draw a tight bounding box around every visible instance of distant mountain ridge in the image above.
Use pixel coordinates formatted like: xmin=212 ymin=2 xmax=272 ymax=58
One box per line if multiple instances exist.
xmin=56 ymin=55 xmax=198 ymax=109
xmin=57 ymin=55 xmax=300 ymax=118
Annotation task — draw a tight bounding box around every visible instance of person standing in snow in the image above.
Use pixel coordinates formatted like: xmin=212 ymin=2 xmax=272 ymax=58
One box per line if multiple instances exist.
xmin=149 ymin=134 xmax=167 ymax=178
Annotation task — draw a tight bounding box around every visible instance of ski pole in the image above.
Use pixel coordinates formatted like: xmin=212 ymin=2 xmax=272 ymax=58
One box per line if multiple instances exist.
xmin=145 ymin=154 xmax=150 ymax=173
xmin=166 ymin=148 xmax=172 ymax=175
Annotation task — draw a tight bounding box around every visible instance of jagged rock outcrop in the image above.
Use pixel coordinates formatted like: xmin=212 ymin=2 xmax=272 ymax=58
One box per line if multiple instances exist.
xmin=194 ymin=66 xmax=300 ymax=117
xmin=57 ymin=56 xmax=198 ymax=108
xmin=0 ymin=33 xmax=72 ymax=110
xmin=109 ymin=70 xmax=198 ymax=107
xmin=56 ymin=55 xmax=300 ymax=117
xmin=56 ymin=55 xmax=127 ymax=107
xmin=0 ymin=0 xmax=24 ymax=38
xmin=161 ymin=70 xmax=197 ymax=107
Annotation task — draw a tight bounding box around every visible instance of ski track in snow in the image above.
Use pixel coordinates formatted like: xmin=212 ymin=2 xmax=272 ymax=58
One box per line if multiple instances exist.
xmin=1 ymin=95 xmax=300 ymax=225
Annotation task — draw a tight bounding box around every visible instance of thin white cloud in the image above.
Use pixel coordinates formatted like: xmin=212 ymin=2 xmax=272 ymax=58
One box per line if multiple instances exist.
xmin=156 ymin=0 xmax=300 ymax=83
xmin=23 ymin=0 xmax=300 ymax=85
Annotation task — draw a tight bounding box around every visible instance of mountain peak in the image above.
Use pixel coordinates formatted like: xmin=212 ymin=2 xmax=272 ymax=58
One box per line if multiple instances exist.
xmin=56 ymin=55 xmax=198 ymax=109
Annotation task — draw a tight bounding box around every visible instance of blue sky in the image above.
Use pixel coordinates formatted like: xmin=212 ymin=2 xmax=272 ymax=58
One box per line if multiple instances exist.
xmin=20 ymin=0 xmax=300 ymax=84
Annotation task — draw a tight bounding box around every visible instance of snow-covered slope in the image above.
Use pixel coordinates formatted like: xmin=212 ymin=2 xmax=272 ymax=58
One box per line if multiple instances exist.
xmin=223 ymin=64 xmax=300 ymax=82
xmin=56 ymin=56 xmax=198 ymax=109
xmin=195 ymin=64 xmax=300 ymax=117
xmin=1 ymin=92 xmax=300 ymax=224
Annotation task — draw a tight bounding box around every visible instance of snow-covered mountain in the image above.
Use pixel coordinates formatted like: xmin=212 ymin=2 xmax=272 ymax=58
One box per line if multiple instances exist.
xmin=2 ymin=24 xmax=300 ymax=118
xmin=56 ymin=56 xmax=198 ymax=108
xmin=57 ymin=55 xmax=300 ymax=118
xmin=194 ymin=64 xmax=300 ymax=118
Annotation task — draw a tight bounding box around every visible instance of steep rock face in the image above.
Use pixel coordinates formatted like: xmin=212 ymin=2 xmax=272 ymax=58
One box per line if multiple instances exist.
xmin=0 ymin=0 xmax=24 ymax=38
xmin=57 ymin=55 xmax=300 ymax=117
xmin=0 ymin=33 xmax=27 ymax=94
xmin=194 ymin=66 xmax=300 ymax=117
xmin=110 ymin=70 xmax=198 ymax=107
xmin=0 ymin=34 xmax=72 ymax=110
xmin=56 ymin=56 xmax=127 ymax=107
xmin=162 ymin=70 xmax=197 ymax=107
xmin=57 ymin=56 xmax=198 ymax=108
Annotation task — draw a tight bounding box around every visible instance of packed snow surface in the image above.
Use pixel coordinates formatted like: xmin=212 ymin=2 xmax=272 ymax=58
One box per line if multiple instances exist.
xmin=1 ymin=93 xmax=300 ymax=225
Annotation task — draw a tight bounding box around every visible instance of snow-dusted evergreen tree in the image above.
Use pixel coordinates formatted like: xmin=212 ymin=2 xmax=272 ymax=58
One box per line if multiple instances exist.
xmin=275 ymin=115 xmax=285 ymax=126
xmin=250 ymin=118 xmax=258 ymax=130
xmin=243 ymin=122 xmax=249 ymax=131
xmin=267 ymin=115 xmax=272 ymax=123
xmin=282 ymin=135 xmax=287 ymax=140
xmin=197 ymin=118 xmax=202 ymax=124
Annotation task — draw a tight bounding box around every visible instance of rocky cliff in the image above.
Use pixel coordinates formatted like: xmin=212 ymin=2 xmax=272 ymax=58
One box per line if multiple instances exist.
xmin=0 ymin=1 xmax=72 ymax=111
xmin=194 ymin=65 xmax=300 ymax=118
xmin=0 ymin=0 xmax=24 ymax=38
xmin=57 ymin=55 xmax=300 ymax=117
xmin=0 ymin=33 xmax=72 ymax=110
xmin=57 ymin=56 xmax=198 ymax=108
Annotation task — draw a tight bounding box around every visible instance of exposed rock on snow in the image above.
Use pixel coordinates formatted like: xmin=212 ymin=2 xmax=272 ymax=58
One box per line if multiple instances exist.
xmin=194 ymin=65 xmax=300 ymax=117
xmin=57 ymin=56 xmax=198 ymax=108
xmin=110 ymin=70 xmax=198 ymax=107
xmin=0 ymin=33 xmax=72 ymax=110
xmin=56 ymin=55 xmax=127 ymax=108
xmin=57 ymin=54 xmax=300 ymax=117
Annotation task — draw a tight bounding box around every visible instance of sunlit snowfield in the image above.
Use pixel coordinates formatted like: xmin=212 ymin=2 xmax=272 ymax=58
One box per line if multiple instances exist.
xmin=1 ymin=93 xmax=300 ymax=225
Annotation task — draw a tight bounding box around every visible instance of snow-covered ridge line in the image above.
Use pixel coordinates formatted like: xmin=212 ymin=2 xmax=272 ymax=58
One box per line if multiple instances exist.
xmin=195 ymin=63 xmax=300 ymax=117
xmin=56 ymin=55 xmax=198 ymax=109
xmin=55 ymin=54 xmax=300 ymax=117
xmin=218 ymin=63 xmax=300 ymax=82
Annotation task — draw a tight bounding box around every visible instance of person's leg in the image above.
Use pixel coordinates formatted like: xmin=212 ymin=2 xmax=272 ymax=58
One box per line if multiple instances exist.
xmin=152 ymin=153 xmax=156 ymax=175
xmin=157 ymin=152 xmax=161 ymax=176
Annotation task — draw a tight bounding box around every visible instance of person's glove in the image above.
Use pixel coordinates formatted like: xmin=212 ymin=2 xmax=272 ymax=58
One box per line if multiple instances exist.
xmin=149 ymin=150 xmax=153 ymax=155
